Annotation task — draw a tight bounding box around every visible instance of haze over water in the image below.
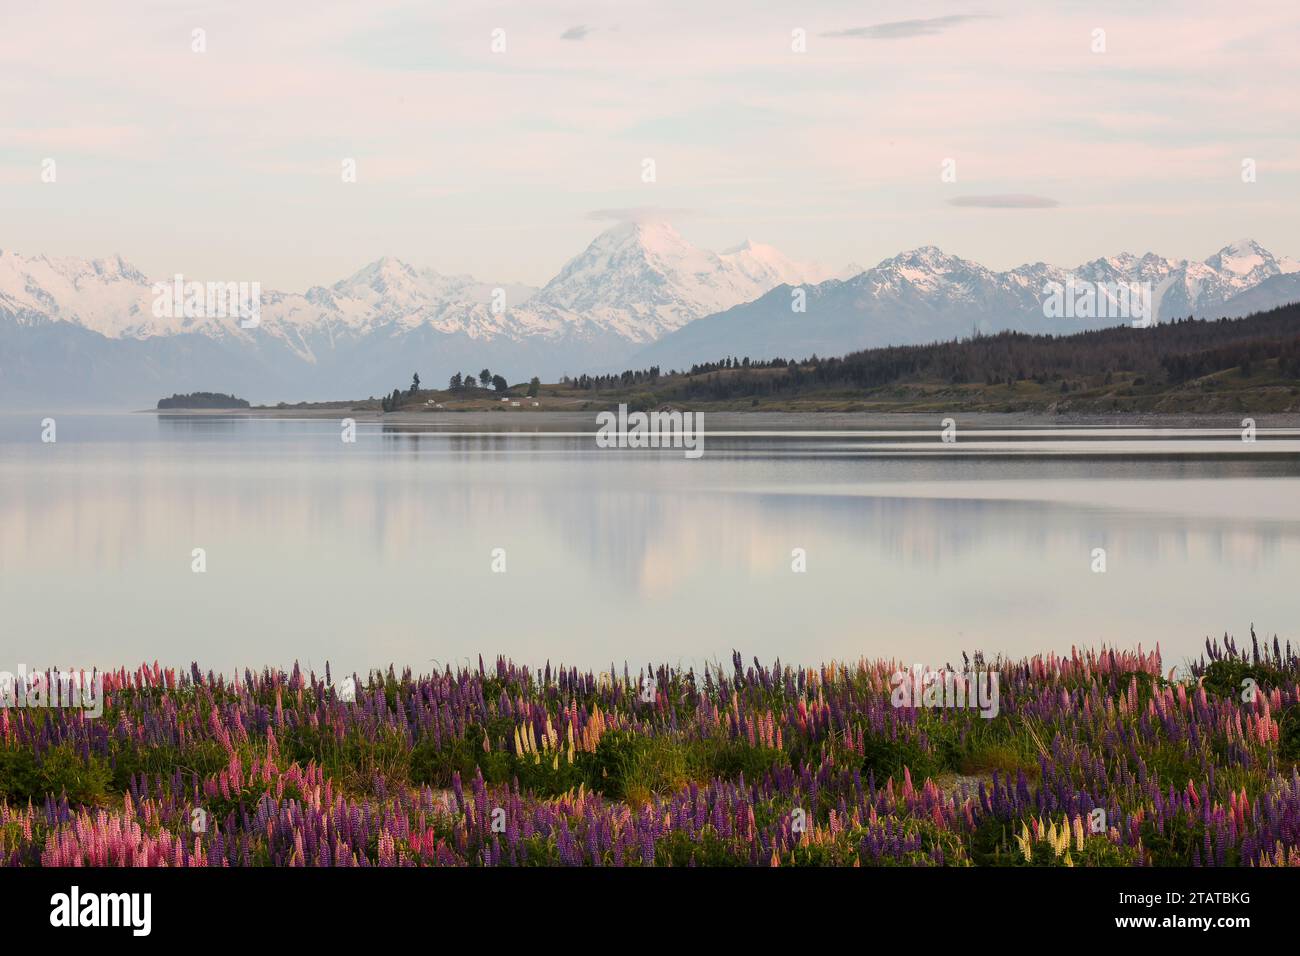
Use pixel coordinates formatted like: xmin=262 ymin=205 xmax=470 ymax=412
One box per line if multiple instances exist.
xmin=3 ymin=413 xmax=1299 ymax=677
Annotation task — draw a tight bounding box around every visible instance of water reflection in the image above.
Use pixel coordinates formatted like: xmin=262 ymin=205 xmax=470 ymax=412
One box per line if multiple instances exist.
xmin=1 ymin=414 xmax=1298 ymax=674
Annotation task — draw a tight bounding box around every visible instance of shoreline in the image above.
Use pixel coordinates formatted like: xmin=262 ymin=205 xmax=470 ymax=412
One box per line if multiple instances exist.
xmin=147 ymin=406 xmax=1300 ymax=429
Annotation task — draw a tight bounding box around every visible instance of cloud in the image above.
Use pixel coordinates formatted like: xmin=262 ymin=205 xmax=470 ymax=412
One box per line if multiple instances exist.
xmin=586 ymin=207 xmax=697 ymax=223
xmin=947 ymin=194 xmax=1060 ymax=209
xmin=822 ymin=15 xmax=993 ymax=40
xmin=560 ymin=25 xmax=590 ymax=41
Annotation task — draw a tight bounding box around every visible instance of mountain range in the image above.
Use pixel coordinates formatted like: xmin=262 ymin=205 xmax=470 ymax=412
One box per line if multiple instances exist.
xmin=1 ymin=224 xmax=1297 ymax=408
xmin=631 ymin=239 xmax=1300 ymax=370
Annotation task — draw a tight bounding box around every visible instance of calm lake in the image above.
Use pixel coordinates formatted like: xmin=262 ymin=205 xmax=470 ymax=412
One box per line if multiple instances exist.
xmin=3 ymin=412 xmax=1300 ymax=676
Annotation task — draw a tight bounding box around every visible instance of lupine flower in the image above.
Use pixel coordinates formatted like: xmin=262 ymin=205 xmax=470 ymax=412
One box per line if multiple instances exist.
xmin=1 ymin=637 xmax=1296 ymax=867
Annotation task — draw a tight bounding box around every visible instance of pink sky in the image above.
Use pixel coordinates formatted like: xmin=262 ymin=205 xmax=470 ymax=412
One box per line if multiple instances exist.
xmin=2 ymin=0 xmax=1297 ymax=288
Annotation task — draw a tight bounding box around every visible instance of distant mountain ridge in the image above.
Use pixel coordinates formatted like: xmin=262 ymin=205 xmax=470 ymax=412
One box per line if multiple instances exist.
xmin=0 ymin=222 xmax=833 ymax=406
xmin=630 ymin=238 xmax=1300 ymax=370
xmin=0 ymin=221 xmax=829 ymax=347
xmin=1 ymin=228 xmax=1297 ymax=408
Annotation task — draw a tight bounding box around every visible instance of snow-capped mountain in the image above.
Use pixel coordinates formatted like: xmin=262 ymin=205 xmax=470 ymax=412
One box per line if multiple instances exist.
xmin=310 ymin=258 xmax=538 ymax=336
xmin=0 ymin=251 xmax=160 ymax=337
xmin=721 ymin=239 xmax=845 ymax=290
xmin=3 ymin=230 xmax=1297 ymax=408
xmin=0 ymin=248 xmax=539 ymax=344
xmin=631 ymin=239 xmax=1300 ymax=370
xmin=506 ymin=221 xmax=831 ymax=343
xmin=0 ymin=223 xmax=832 ymax=406
xmin=1056 ymin=239 xmax=1300 ymax=322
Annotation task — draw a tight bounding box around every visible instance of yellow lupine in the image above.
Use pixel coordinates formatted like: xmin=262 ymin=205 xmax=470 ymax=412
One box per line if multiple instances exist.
xmin=1044 ymin=821 xmax=1056 ymax=855
xmin=1013 ymin=817 xmax=1079 ymax=863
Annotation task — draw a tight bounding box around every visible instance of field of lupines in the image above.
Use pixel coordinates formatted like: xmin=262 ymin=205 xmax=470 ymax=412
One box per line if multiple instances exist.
xmin=3 ymin=633 xmax=1300 ymax=867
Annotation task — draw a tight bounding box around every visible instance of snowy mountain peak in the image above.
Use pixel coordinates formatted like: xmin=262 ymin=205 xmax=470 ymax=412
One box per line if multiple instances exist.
xmin=582 ymin=219 xmax=690 ymax=260
xmin=719 ymin=238 xmax=835 ymax=287
xmin=1207 ymin=238 xmax=1275 ymax=277
xmin=899 ymin=244 xmax=947 ymax=258
xmin=0 ymin=249 xmax=156 ymax=337
xmin=5 ymin=232 xmax=1298 ymax=408
xmin=631 ymin=238 xmax=1300 ymax=375
xmin=82 ymin=254 xmax=145 ymax=283
xmin=873 ymin=247 xmax=996 ymax=284
xmin=335 ymin=257 xmax=423 ymax=294
xmin=854 ymin=246 xmax=992 ymax=295
xmin=1222 ymin=237 xmax=1267 ymax=255
xmin=524 ymin=221 xmax=830 ymax=341
xmin=0 ymin=220 xmax=822 ymax=352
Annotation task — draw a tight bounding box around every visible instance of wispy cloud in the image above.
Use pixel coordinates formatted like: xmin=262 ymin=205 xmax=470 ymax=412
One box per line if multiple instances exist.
xmin=1 ymin=1 xmax=1294 ymax=286
xmin=560 ymin=25 xmax=590 ymax=41
xmin=947 ymin=194 xmax=1060 ymax=209
xmin=822 ymin=15 xmax=993 ymax=40
xmin=586 ymin=207 xmax=696 ymax=223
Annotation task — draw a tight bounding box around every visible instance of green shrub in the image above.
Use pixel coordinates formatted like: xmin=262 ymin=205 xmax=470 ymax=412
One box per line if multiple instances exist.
xmin=0 ymin=743 xmax=113 ymax=805
xmin=1201 ymin=659 xmax=1287 ymax=699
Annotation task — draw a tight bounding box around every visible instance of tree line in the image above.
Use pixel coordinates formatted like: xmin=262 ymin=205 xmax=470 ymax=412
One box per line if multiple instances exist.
xmin=156 ymin=391 xmax=249 ymax=409
xmin=563 ymin=303 xmax=1300 ymax=402
xmin=371 ymin=303 xmax=1300 ymax=410
xmin=378 ymin=369 xmax=542 ymax=411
